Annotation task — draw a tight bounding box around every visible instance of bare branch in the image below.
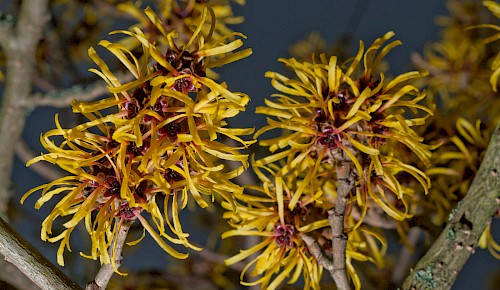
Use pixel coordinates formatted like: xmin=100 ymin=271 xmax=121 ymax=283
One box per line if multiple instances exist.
xmin=28 ymin=83 xmax=109 ymax=108
xmin=301 ymin=149 xmax=355 ymax=290
xmin=402 ymin=122 xmax=500 ymax=290
xmin=24 ymin=72 xmax=132 ymax=108
xmin=350 ymin=206 xmax=398 ymax=229
xmin=0 ymin=216 xmax=81 ymax=290
xmin=33 ymin=76 xmax=60 ymax=92
xmin=192 ymin=245 xmax=247 ymax=272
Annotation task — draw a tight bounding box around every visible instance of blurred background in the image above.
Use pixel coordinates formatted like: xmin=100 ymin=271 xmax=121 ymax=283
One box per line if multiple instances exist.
xmin=1 ymin=0 xmax=499 ymax=289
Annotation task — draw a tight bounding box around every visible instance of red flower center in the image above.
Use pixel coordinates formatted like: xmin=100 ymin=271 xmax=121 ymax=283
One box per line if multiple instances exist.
xmin=274 ymin=224 xmax=294 ymax=248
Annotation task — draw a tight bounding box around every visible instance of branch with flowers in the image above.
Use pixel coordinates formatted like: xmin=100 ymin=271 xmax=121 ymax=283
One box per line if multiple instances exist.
xmin=1 ymin=1 xmax=500 ymax=290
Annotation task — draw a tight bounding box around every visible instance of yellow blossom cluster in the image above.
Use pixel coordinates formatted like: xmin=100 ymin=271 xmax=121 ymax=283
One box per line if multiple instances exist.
xmin=22 ymin=6 xmax=253 ymax=271
xmin=222 ymin=32 xmax=436 ymax=289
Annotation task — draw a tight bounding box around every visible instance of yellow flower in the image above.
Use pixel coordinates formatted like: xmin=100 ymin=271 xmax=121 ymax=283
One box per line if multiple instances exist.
xmin=222 ymin=186 xmax=323 ymax=290
xmin=21 ymin=5 xmax=253 ymax=271
xmin=255 ymin=31 xmax=435 ymax=221
xmin=229 ymin=33 xmax=434 ymax=289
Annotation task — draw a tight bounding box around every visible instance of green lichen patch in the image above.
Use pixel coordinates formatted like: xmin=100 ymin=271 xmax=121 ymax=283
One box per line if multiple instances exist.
xmin=415 ymin=265 xmax=437 ymax=289
xmin=446 ymin=229 xmax=456 ymax=240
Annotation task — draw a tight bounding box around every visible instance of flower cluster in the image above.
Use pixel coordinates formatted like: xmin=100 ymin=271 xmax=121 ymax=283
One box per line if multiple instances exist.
xmin=22 ymin=6 xmax=253 ymax=271
xmin=223 ymin=32 xmax=435 ymax=289
xmin=222 ymin=164 xmax=386 ymax=289
xmin=256 ymin=31 xmax=434 ymax=221
xmin=222 ymin=175 xmax=326 ymax=290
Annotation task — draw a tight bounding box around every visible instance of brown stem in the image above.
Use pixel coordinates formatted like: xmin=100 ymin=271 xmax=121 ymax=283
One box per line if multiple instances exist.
xmin=300 ymin=153 xmax=354 ymax=290
xmin=0 ymin=216 xmax=81 ymax=290
xmin=402 ymin=122 xmax=500 ymax=289
xmin=85 ymin=220 xmax=132 ymax=290
xmin=300 ymin=234 xmax=334 ymax=271
xmin=328 ymin=160 xmax=353 ymax=290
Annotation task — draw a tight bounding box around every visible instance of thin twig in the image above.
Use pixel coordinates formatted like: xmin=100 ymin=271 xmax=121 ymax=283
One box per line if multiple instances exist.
xmin=0 ymin=216 xmax=82 ymax=290
xmin=300 ymin=234 xmax=334 ymax=271
xmin=350 ymin=206 xmax=398 ymax=229
xmin=193 ymin=245 xmax=247 ymax=272
xmin=85 ymin=220 xmax=132 ymax=290
xmin=328 ymin=160 xmax=354 ymax=290
xmin=23 ymin=71 xmax=132 ymax=108
xmin=402 ymin=122 xmax=500 ymax=289
xmin=33 ymin=76 xmax=59 ymax=92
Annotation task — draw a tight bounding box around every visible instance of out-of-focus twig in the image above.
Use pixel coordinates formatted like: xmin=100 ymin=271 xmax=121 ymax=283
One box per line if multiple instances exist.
xmin=391 ymin=227 xmax=422 ymax=286
xmin=192 ymin=244 xmax=246 ymax=272
xmin=0 ymin=0 xmax=50 ymax=220
xmin=351 ymin=207 xmax=398 ymax=229
xmin=15 ymin=139 xmax=65 ymax=181
xmin=23 ymin=71 xmax=132 ymax=108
